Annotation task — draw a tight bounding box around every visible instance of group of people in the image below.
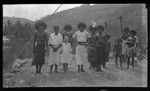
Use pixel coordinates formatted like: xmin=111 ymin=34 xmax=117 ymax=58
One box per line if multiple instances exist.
xmin=32 ymin=20 xmax=138 ymax=75
xmin=113 ymin=28 xmax=139 ymax=69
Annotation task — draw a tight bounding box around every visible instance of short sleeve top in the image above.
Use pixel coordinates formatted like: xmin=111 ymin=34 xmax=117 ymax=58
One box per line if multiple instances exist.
xmin=73 ymin=30 xmax=90 ymax=42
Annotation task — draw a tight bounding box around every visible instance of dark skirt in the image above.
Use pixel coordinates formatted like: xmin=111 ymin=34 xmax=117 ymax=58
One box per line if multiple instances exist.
xmin=105 ymin=51 xmax=109 ymax=62
xmin=32 ymin=44 xmax=46 ymax=66
xmin=96 ymin=46 xmax=105 ymax=65
xmin=88 ymin=48 xmax=96 ymax=63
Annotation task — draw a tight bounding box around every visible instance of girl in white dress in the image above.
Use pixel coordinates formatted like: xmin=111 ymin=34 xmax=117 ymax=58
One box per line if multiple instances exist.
xmin=72 ymin=22 xmax=90 ymax=72
xmin=60 ymin=36 xmax=72 ymax=72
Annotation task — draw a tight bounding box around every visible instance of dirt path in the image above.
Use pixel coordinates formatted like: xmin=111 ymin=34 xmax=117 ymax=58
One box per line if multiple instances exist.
xmin=3 ymin=57 xmax=147 ymax=87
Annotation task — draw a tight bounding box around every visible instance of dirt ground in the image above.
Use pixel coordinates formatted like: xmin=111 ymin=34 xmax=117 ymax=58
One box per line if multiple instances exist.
xmin=3 ymin=57 xmax=147 ymax=87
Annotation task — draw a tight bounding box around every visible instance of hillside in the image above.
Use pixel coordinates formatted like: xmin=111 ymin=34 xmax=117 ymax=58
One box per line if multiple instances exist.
xmin=41 ymin=4 xmax=147 ymax=50
xmin=3 ymin=16 xmax=34 ymax=25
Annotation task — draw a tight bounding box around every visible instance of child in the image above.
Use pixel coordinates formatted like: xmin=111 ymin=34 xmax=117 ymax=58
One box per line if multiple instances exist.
xmin=126 ymin=30 xmax=138 ymax=68
xmin=121 ymin=36 xmax=128 ymax=66
xmin=113 ymin=38 xmax=122 ymax=68
xmin=60 ymin=36 xmax=72 ymax=72
xmin=104 ymin=35 xmax=110 ymax=68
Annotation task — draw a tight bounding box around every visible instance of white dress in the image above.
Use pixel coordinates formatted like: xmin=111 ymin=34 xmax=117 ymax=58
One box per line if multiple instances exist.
xmin=48 ymin=33 xmax=63 ymax=65
xmin=60 ymin=43 xmax=72 ymax=64
xmin=73 ymin=31 xmax=90 ymax=65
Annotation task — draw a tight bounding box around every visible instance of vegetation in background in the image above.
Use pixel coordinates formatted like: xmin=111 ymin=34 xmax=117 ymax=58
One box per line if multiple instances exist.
xmin=3 ymin=20 xmax=35 ymax=69
xmin=3 ymin=4 xmax=147 ymax=69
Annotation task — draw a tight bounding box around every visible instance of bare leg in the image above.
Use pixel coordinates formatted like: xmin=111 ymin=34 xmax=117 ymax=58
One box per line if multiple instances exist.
xmin=63 ymin=63 xmax=66 ymax=72
xmin=66 ymin=63 xmax=69 ymax=70
xmin=81 ymin=65 xmax=85 ymax=72
xmin=96 ymin=64 xmax=103 ymax=72
xmin=77 ymin=65 xmax=80 ymax=72
xmin=115 ymin=54 xmax=118 ymax=68
xmin=132 ymin=56 xmax=135 ymax=68
xmin=120 ymin=55 xmax=123 ymax=69
xmin=49 ymin=65 xmax=53 ymax=73
xmin=35 ymin=65 xmax=38 ymax=74
xmin=39 ymin=65 xmax=42 ymax=74
xmin=127 ymin=56 xmax=130 ymax=69
xmin=55 ymin=64 xmax=58 ymax=73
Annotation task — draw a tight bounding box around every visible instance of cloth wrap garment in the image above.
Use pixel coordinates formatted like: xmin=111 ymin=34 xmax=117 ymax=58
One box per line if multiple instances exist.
xmin=87 ymin=35 xmax=97 ymax=65
xmin=32 ymin=32 xmax=47 ymax=66
xmin=95 ymin=35 xmax=106 ymax=66
xmin=126 ymin=36 xmax=138 ymax=58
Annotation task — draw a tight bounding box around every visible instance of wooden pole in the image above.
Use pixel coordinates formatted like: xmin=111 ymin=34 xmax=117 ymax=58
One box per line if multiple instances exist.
xmin=119 ymin=16 xmax=124 ymax=34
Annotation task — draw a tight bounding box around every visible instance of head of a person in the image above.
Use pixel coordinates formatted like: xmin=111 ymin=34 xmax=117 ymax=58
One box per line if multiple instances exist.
xmin=77 ymin=22 xmax=86 ymax=32
xmin=106 ymin=35 xmax=110 ymax=40
xmin=118 ymin=38 xmax=122 ymax=44
xmin=64 ymin=35 xmax=69 ymax=43
xmin=89 ymin=25 xmax=96 ymax=36
xmin=122 ymin=35 xmax=127 ymax=40
xmin=114 ymin=39 xmax=118 ymax=44
xmin=123 ymin=28 xmax=129 ymax=35
xmin=53 ymin=26 xmax=59 ymax=35
xmin=105 ymin=35 xmax=110 ymax=41
xmin=129 ymin=30 xmax=136 ymax=37
xmin=63 ymin=24 xmax=72 ymax=32
xmin=35 ymin=20 xmax=47 ymax=31
xmin=97 ymin=25 xmax=104 ymax=35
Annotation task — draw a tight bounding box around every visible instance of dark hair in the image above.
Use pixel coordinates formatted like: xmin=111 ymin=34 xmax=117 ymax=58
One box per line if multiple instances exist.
xmin=130 ymin=30 xmax=136 ymax=35
xmin=53 ymin=26 xmax=59 ymax=30
xmin=124 ymin=28 xmax=129 ymax=32
xmin=63 ymin=24 xmax=72 ymax=32
xmin=89 ymin=25 xmax=96 ymax=33
xmin=77 ymin=22 xmax=86 ymax=29
xmin=35 ymin=20 xmax=47 ymax=30
xmin=97 ymin=25 xmax=104 ymax=31
xmin=105 ymin=35 xmax=110 ymax=39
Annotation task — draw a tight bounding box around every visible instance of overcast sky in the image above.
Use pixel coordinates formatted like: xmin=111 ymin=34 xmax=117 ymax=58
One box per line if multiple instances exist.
xmin=3 ymin=4 xmax=83 ymax=21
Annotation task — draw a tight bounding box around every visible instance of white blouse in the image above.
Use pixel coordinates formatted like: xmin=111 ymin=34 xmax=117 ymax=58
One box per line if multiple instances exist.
xmin=48 ymin=33 xmax=63 ymax=45
xmin=73 ymin=31 xmax=90 ymax=42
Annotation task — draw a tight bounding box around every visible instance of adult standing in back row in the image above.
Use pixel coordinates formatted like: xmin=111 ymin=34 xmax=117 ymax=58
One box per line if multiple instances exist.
xmin=72 ymin=22 xmax=90 ymax=72
xmin=95 ymin=25 xmax=106 ymax=72
xmin=32 ymin=21 xmax=48 ymax=74
xmin=48 ymin=26 xmax=63 ymax=73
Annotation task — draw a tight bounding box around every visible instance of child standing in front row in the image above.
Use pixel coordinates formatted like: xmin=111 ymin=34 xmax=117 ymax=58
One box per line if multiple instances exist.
xmin=60 ymin=36 xmax=72 ymax=72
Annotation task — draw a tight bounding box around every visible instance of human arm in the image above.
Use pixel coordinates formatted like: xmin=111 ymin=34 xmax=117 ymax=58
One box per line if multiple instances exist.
xmin=45 ymin=33 xmax=49 ymax=52
xmin=33 ymin=33 xmax=36 ymax=54
xmin=72 ymin=31 xmax=77 ymax=40
xmin=53 ymin=34 xmax=63 ymax=52
xmin=48 ymin=34 xmax=56 ymax=51
xmin=135 ymin=36 xmax=139 ymax=47
xmin=69 ymin=43 xmax=72 ymax=54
